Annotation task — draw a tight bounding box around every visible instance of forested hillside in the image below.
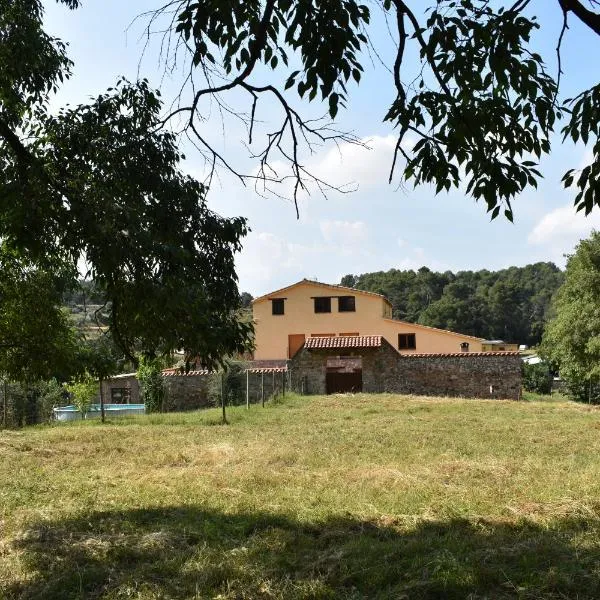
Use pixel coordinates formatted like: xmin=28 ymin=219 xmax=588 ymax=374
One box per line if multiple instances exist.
xmin=341 ymin=263 xmax=564 ymax=346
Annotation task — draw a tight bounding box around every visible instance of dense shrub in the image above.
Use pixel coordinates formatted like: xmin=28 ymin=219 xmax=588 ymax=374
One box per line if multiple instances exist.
xmin=1 ymin=379 xmax=68 ymax=427
xmin=522 ymin=363 xmax=552 ymax=395
xmin=560 ymin=366 xmax=600 ymax=404
xmin=137 ymin=358 xmax=165 ymax=413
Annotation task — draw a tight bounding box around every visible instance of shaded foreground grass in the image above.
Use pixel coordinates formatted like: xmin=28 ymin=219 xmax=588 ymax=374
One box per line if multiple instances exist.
xmin=2 ymin=393 xmax=600 ymax=598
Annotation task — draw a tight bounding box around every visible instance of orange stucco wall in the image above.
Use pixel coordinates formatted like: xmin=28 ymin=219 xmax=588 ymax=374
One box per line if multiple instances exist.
xmin=252 ymin=281 xmax=483 ymax=360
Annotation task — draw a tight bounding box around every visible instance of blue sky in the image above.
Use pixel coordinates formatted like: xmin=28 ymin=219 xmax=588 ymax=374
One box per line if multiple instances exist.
xmin=43 ymin=1 xmax=600 ymax=295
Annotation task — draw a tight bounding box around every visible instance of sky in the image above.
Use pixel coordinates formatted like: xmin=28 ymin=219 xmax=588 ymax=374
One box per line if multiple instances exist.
xmin=42 ymin=0 xmax=600 ymax=296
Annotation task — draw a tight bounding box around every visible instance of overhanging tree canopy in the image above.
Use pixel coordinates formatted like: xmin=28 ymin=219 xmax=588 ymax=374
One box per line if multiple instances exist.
xmin=2 ymin=0 xmax=600 ymax=370
xmin=0 ymin=246 xmax=78 ymax=382
xmin=0 ymin=0 xmax=252 ymax=368
xmin=141 ymin=0 xmax=600 ymax=219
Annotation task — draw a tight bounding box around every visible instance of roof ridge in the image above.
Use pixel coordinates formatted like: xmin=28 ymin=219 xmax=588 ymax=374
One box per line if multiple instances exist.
xmin=252 ymin=279 xmax=391 ymax=305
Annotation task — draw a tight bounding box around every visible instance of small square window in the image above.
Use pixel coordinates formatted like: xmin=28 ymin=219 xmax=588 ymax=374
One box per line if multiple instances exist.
xmin=272 ymin=299 xmax=285 ymax=315
xmin=398 ymin=333 xmax=416 ymax=350
xmin=314 ymin=297 xmax=331 ymax=313
xmin=338 ymin=296 xmax=356 ymax=312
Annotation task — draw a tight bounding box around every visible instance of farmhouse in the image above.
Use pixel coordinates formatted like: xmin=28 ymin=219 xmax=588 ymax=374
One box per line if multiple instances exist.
xmin=252 ymin=280 xmax=522 ymax=399
xmin=252 ymin=279 xmax=485 ymax=360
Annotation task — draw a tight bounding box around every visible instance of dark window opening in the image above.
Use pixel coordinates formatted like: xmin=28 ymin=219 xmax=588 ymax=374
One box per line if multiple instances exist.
xmin=398 ymin=333 xmax=416 ymax=350
xmin=338 ymin=296 xmax=356 ymax=312
xmin=272 ymin=298 xmax=285 ymax=315
xmin=314 ymin=297 xmax=331 ymax=313
xmin=111 ymin=387 xmax=131 ymax=403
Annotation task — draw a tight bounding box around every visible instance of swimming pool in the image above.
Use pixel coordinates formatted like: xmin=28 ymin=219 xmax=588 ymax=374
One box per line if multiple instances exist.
xmin=53 ymin=404 xmax=146 ymax=421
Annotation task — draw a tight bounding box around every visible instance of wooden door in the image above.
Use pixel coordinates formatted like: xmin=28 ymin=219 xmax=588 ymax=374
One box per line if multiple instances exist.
xmin=288 ymin=334 xmax=306 ymax=358
xmin=326 ymin=371 xmax=363 ymax=394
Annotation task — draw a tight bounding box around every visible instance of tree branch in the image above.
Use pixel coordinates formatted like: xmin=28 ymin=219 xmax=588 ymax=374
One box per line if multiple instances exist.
xmin=559 ymin=0 xmax=600 ymax=36
xmin=0 ymin=116 xmax=35 ymax=166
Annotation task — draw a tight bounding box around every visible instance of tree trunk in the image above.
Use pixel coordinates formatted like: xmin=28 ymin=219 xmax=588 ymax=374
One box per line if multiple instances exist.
xmin=100 ymin=378 xmax=105 ymax=423
xmin=221 ymin=372 xmax=227 ymax=424
xmin=2 ymin=379 xmax=7 ymax=428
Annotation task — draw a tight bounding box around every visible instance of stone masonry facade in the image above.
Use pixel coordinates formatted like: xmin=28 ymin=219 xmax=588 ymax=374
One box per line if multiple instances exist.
xmin=162 ymin=374 xmax=212 ymax=411
xmin=290 ymin=339 xmax=522 ymax=400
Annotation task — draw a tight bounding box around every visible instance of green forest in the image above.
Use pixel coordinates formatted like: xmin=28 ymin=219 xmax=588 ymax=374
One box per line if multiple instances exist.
xmin=341 ymin=263 xmax=564 ymax=346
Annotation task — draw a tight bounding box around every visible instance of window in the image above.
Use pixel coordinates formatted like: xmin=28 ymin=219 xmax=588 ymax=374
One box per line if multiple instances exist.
xmin=338 ymin=296 xmax=356 ymax=312
xmin=314 ymin=297 xmax=331 ymax=313
xmin=111 ymin=387 xmax=131 ymax=403
xmin=311 ymin=333 xmax=336 ymax=337
xmin=271 ymin=298 xmax=285 ymax=315
xmin=398 ymin=333 xmax=416 ymax=350
xmin=339 ymin=332 xmax=359 ymax=337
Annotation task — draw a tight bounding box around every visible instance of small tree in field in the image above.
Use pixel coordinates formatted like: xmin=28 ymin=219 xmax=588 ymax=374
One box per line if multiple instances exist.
xmin=65 ymin=374 xmax=98 ymax=418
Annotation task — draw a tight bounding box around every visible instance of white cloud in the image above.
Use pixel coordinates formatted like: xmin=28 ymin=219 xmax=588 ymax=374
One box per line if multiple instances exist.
xmin=235 ymin=224 xmax=455 ymax=296
xmin=319 ymin=220 xmax=368 ymax=245
xmin=527 ymin=203 xmax=600 ymax=263
xmin=248 ymin=134 xmax=406 ymax=214
xmin=236 ymin=232 xmax=323 ymax=294
xmin=309 ymin=134 xmax=400 ymax=189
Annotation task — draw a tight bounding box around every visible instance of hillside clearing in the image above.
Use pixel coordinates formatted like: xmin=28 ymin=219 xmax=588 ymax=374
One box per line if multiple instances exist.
xmin=2 ymin=393 xmax=600 ymax=599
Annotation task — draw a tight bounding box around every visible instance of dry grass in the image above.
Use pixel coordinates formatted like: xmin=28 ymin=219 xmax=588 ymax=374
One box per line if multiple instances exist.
xmin=2 ymin=393 xmax=600 ymax=598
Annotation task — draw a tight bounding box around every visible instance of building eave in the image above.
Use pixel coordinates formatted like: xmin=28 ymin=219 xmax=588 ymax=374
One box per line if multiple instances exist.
xmin=382 ymin=318 xmax=485 ymax=342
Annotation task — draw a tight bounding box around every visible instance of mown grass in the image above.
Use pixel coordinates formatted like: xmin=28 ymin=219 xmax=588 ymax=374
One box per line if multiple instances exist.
xmin=520 ymin=390 xmax=568 ymax=403
xmin=2 ymin=393 xmax=600 ymax=599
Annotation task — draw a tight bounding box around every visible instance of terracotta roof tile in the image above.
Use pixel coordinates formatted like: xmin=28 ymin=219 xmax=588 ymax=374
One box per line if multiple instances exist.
xmin=400 ymin=351 xmax=520 ymax=358
xmin=162 ymin=369 xmax=211 ymax=376
xmin=245 ymin=367 xmax=288 ymax=373
xmin=304 ymin=335 xmax=383 ymax=350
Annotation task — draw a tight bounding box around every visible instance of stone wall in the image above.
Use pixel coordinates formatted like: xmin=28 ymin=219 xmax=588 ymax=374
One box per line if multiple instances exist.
xmin=291 ymin=341 xmax=522 ymax=400
xmin=101 ymin=375 xmax=140 ymax=404
xmin=289 ymin=349 xmax=327 ymax=395
xmin=394 ymin=354 xmax=522 ymax=399
xmin=162 ymin=374 xmax=212 ymax=411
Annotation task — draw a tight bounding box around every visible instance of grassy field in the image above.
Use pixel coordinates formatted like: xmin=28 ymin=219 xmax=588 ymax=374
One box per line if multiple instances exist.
xmin=2 ymin=393 xmax=600 ymax=599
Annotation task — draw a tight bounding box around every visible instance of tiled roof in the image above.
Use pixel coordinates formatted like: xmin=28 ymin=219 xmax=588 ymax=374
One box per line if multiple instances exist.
xmin=162 ymin=369 xmax=211 ymax=376
xmin=400 ymin=351 xmax=521 ymax=358
xmin=252 ymin=279 xmax=392 ymax=306
xmin=383 ymin=318 xmax=484 ymax=341
xmin=304 ymin=335 xmax=383 ymax=350
xmin=245 ymin=367 xmax=288 ymax=373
